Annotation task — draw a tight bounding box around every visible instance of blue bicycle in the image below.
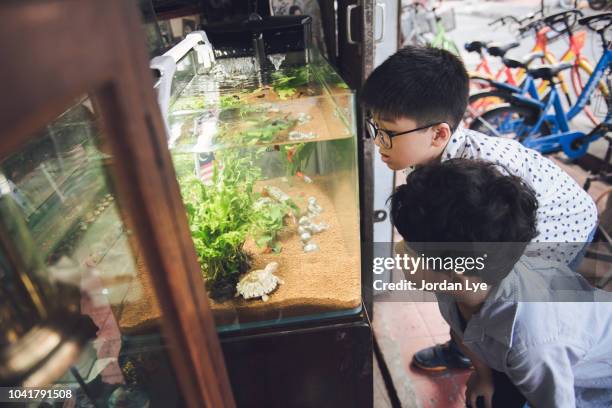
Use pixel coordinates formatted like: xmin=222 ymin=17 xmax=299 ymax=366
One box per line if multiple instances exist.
xmin=470 ymin=12 xmax=611 ymax=159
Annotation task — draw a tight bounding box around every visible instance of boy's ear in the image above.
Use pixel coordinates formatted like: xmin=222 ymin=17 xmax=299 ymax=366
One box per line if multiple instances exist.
xmin=430 ymin=123 xmax=452 ymax=147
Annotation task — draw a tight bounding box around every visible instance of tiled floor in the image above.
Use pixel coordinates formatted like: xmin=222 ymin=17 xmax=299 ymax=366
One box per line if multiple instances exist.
xmin=374 ymin=301 xmax=471 ymax=408
xmin=375 ymin=152 xmax=610 ymax=407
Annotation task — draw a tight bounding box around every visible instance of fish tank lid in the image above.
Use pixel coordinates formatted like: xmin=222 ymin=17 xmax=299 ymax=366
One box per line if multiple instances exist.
xmin=202 ymin=15 xmax=312 ymax=33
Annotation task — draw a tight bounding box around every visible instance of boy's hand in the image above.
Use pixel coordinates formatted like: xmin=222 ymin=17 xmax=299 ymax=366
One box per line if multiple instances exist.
xmin=466 ymin=370 xmax=494 ymax=408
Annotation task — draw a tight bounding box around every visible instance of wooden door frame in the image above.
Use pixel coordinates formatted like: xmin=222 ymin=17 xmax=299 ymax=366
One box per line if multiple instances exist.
xmin=0 ymin=1 xmax=235 ymax=406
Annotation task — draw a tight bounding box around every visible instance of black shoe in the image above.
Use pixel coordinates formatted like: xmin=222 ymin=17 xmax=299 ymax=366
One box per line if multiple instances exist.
xmin=412 ymin=340 xmax=473 ymax=371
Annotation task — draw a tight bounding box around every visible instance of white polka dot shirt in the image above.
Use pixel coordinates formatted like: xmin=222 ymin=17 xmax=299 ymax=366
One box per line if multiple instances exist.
xmin=405 ymin=127 xmax=598 ymax=264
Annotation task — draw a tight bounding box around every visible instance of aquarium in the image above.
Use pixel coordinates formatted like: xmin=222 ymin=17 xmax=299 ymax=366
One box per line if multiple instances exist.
xmin=0 ymin=99 xmax=182 ymax=406
xmin=156 ymin=45 xmax=362 ymax=330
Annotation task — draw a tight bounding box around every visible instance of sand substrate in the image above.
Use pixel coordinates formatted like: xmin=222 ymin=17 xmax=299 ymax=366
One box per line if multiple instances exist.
xmin=117 ymin=176 xmax=361 ymax=333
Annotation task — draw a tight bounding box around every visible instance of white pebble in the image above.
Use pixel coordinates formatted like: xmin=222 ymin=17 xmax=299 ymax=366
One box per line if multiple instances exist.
xmin=303 ymin=242 xmax=320 ymax=253
xmin=299 ymin=216 xmax=311 ymax=226
xmin=310 ymin=222 xmax=329 ymax=234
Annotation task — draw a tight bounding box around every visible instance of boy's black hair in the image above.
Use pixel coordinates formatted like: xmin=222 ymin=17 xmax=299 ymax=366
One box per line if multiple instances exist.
xmin=389 ymin=159 xmax=539 ymax=283
xmin=361 ymin=45 xmax=469 ymax=131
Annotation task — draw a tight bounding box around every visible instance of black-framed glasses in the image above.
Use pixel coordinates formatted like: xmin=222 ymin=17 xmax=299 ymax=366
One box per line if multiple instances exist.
xmin=366 ymin=117 xmax=442 ymax=149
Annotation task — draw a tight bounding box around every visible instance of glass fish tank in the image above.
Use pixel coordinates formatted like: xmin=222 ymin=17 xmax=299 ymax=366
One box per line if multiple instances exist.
xmin=145 ymin=42 xmax=362 ymax=331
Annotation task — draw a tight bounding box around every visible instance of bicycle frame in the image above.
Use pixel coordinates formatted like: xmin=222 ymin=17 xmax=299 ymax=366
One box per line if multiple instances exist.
xmin=430 ymin=20 xmax=459 ymax=55
xmin=470 ymin=27 xmax=564 ymax=91
xmin=567 ymin=47 xmax=610 ymax=120
xmin=488 ymin=74 xmax=541 ymax=99
xmin=471 ymin=53 xmax=518 ymax=86
xmin=518 ymin=47 xmax=611 ymax=158
xmin=515 ymin=27 xmax=557 ymax=82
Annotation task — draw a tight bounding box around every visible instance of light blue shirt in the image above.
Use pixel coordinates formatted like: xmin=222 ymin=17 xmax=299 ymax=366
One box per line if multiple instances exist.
xmin=437 ymin=256 xmax=612 ymax=407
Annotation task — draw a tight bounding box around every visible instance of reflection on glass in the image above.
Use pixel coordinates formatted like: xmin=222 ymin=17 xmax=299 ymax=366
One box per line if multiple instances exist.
xmin=0 ymin=98 xmax=182 ymax=406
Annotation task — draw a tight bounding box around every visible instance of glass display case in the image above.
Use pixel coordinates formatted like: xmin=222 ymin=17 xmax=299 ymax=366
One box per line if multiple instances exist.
xmin=0 ymin=2 xmax=234 ymax=405
xmin=147 ymin=33 xmax=362 ymax=331
xmin=0 ymin=99 xmax=183 ymax=405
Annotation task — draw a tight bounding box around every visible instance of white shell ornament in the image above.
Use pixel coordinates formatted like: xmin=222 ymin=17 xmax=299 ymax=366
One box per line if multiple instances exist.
xmin=236 ymin=262 xmax=283 ymax=302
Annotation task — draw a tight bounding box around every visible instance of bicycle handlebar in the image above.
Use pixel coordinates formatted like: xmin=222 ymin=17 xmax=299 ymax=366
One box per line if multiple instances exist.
xmin=543 ymin=9 xmax=583 ymax=34
xmin=489 ymin=15 xmax=520 ymax=27
xmin=518 ymin=9 xmax=544 ymax=24
xmin=579 ymin=12 xmax=612 ymax=43
xmin=579 ymin=12 xmax=612 ymax=32
xmin=518 ymin=17 xmax=546 ymax=36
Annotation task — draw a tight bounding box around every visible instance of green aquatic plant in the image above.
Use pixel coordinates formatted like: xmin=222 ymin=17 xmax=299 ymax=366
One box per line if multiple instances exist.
xmin=219 ymin=94 xmax=242 ymax=110
xmin=239 ymin=117 xmax=296 ymax=145
xmin=179 ymin=148 xmax=262 ymax=301
xmin=215 ymin=116 xmax=296 ymax=146
xmin=279 ymin=142 xmax=316 ymax=176
xmin=178 ymin=147 xmax=299 ymax=299
xmin=218 ymin=94 xmax=268 ymax=124
xmin=272 ymin=67 xmax=309 ymax=100
xmin=171 ymin=97 xmax=206 ymax=111
xmin=171 ymin=154 xmax=196 ymax=179
xmin=251 ymin=197 xmax=296 ymax=253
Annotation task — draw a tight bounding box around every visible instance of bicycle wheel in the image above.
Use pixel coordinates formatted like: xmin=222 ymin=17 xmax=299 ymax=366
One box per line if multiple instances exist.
xmin=464 ymin=90 xmax=512 ymax=127
xmin=571 ymin=62 xmax=610 ymax=125
xmin=469 ymin=74 xmax=495 ymax=92
xmin=469 ymin=104 xmax=545 ymax=142
xmin=588 ymin=0 xmax=609 ymax=10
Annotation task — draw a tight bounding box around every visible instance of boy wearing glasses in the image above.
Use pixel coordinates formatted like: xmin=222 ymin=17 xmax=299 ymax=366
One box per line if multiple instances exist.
xmin=362 ymin=46 xmax=598 ymax=372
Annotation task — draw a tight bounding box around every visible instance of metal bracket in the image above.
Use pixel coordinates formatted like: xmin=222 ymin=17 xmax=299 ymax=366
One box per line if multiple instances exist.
xmin=150 ymin=31 xmax=216 ymax=138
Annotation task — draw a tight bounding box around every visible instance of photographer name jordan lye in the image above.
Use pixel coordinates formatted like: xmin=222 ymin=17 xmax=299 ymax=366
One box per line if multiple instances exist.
xmin=372 ymin=253 xmax=489 ymax=292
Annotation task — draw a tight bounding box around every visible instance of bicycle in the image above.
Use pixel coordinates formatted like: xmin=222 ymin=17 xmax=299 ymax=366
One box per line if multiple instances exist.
xmin=400 ymin=2 xmax=459 ymax=55
xmin=467 ymin=10 xmax=609 ymax=126
xmin=466 ymin=12 xmax=545 ymax=84
xmin=470 ymin=12 xmax=612 ymax=160
xmin=464 ymin=16 xmax=564 ymax=124
xmin=465 ymin=14 xmax=569 ymax=123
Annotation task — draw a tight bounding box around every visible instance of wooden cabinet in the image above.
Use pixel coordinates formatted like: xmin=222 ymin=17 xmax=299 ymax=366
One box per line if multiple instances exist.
xmin=0 ymin=1 xmax=234 ymax=406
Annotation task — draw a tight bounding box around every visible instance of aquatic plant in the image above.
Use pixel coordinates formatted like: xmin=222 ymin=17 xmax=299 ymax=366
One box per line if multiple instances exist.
xmin=179 ymin=148 xmax=261 ymax=301
xmin=215 ymin=116 xmax=296 ymax=147
xmin=252 ymin=193 xmax=298 ymax=253
xmin=171 ymin=97 xmax=206 ymax=111
xmin=272 ymin=67 xmax=309 ymax=100
xmin=279 ymin=142 xmax=316 ymax=176
xmin=178 ymin=147 xmax=297 ymax=299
